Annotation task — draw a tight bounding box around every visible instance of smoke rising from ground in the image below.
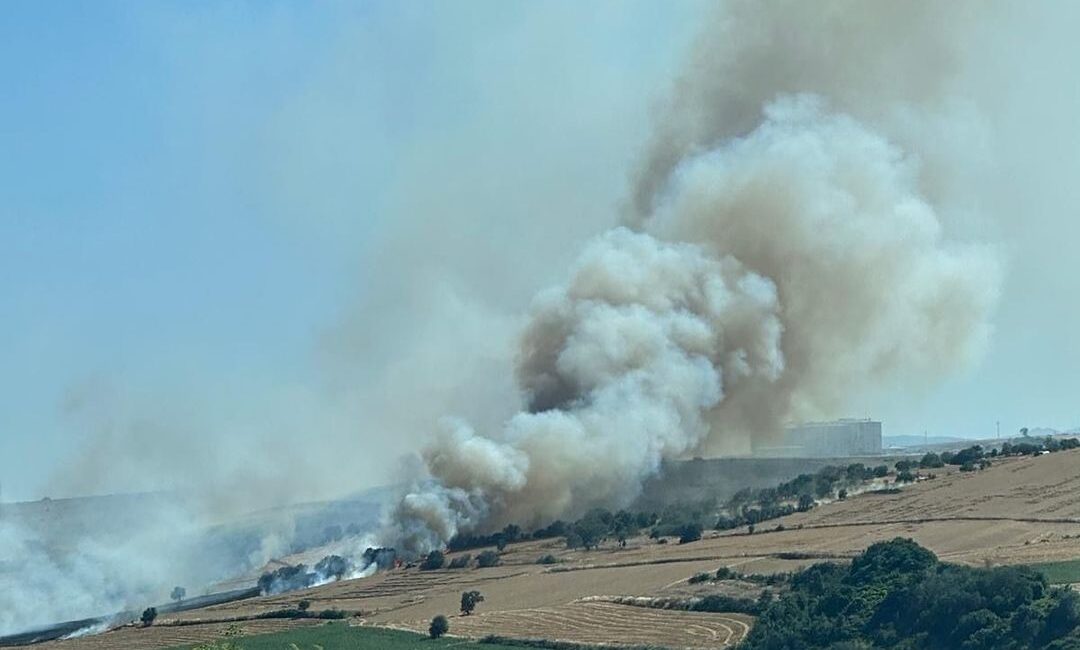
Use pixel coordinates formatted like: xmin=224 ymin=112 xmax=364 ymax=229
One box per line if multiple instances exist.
xmin=389 ymin=1 xmax=1000 ymax=553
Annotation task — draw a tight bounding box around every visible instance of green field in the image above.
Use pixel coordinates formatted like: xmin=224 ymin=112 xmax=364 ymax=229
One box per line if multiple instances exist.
xmin=168 ymin=623 xmax=528 ymax=650
xmin=1029 ymin=558 xmax=1080 ymax=584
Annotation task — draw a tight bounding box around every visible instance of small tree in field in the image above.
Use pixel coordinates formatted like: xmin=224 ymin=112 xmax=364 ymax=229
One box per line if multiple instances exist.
xmin=170 ymin=586 xmax=186 ymax=602
xmin=141 ymin=607 xmax=157 ymax=627
xmin=460 ymin=590 xmax=484 ymax=615
xmin=420 ymin=549 xmax=446 ymax=571
xmin=429 ymin=614 xmax=450 ymax=639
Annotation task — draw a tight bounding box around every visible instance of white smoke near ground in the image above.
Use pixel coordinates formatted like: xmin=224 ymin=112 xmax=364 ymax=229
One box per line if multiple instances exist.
xmin=387 ymin=1 xmax=1001 ymax=553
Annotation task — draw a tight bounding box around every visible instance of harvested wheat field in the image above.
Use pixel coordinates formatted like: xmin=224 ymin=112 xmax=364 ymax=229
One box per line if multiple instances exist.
xmin=31 ymin=449 xmax=1080 ymax=650
xmin=394 ymin=601 xmax=752 ymax=649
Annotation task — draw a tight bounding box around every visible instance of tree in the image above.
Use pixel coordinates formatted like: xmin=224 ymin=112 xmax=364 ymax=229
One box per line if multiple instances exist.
xmin=460 ymin=590 xmax=484 ymax=615
xmin=919 ymin=452 xmax=944 ymax=468
xmin=476 ymin=550 xmax=500 ymax=568
xmin=170 ymin=586 xmax=186 ymax=602
xmin=679 ymin=522 xmax=703 ymax=544
xmin=420 ymin=549 xmax=446 ymax=571
xmin=141 ymin=607 xmax=157 ymax=627
xmin=315 ymin=554 xmax=351 ymax=580
xmin=798 ymin=494 xmax=816 ymax=512
xmin=297 ymin=600 xmax=310 ymax=612
xmin=429 ymin=614 xmax=450 ymax=639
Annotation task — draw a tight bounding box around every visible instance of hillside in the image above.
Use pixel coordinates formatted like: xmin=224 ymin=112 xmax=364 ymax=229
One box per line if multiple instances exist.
xmin=31 ymin=449 xmax=1080 ymax=650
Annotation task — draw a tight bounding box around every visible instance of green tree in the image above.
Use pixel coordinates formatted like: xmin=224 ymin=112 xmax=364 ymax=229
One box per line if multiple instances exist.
xmin=460 ymin=590 xmax=484 ymax=615
xmin=170 ymin=586 xmax=186 ymax=602
xmin=141 ymin=607 xmax=157 ymax=627
xmin=420 ymin=550 xmax=446 ymax=571
xmin=429 ymin=614 xmax=450 ymax=639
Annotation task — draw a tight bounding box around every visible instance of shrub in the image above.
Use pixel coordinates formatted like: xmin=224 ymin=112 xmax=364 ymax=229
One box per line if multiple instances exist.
xmin=448 ymin=553 xmax=471 ymax=569
xmin=715 ymin=566 xmax=738 ymax=580
xmin=141 ymin=607 xmax=157 ymax=627
xmin=460 ymin=590 xmax=485 ymax=615
xmin=315 ymin=554 xmax=351 ymax=580
xmin=919 ymin=452 xmax=944 ymax=468
xmin=689 ymin=572 xmax=711 ymax=584
xmin=872 ymin=465 xmax=889 ymax=478
xmin=429 ymin=614 xmax=449 ymax=639
xmin=895 ymin=470 xmax=917 ymax=483
xmin=476 ymin=550 xmax=500 ymax=568
xmin=691 ymin=594 xmax=760 ymax=615
xmin=536 ymin=554 xmax=558 ymax=565
xmin=895 ymin=459 xmax=917 ymax=473
xmin=420 ymin=550 xmax=446 ymax=571
xmin=679 ymin=522 xmax=704 ymax=544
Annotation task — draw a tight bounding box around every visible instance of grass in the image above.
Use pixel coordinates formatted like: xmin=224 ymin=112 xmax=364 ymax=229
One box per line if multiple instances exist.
xmin=1028 ymin=558 xmax=1080 ymax=584
xmin=167 ymin=622 xmax=530 ymax=650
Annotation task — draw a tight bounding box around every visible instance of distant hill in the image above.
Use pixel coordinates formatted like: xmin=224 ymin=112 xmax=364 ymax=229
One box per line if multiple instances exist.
xmin=884 ymin=434 xmax=965 ymax=448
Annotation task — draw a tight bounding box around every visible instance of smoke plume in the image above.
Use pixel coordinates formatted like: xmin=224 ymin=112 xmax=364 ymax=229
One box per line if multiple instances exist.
xmin=388 ymin=0 xmax=1000 ymax=553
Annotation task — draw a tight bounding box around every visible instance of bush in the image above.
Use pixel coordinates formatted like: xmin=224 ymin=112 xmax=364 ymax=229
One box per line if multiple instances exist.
xmin=689 ymin=572 xmax=711 ymax=584
xmin=141 ymin=607 xmax=157 ymax=627
xmin=919 ymin=452 xmax=944 ymax=468
xmin=429 ymin=614 xmax=449 ymax=639
xmin=894 ymin=459 xmax=917 ymax=473
xmin=476 ymin=550 xmax=500 ymax=568
xmin=315 ymin=554 xmax=351 ymax=580
xmin=872 ymin=465 xmax=889 ymax=478
xmin=715 ymin=566 xmax=738 ymax=580
xmin=678 ymin=522 xmax=703 ymax=544
xmin=297 ymin=600 xmax=310 ymax=612
xmin=895 ymin=470 xmax=917 ymax=483
xmin=460 ymin=590 xmax=484 ymax=615
xmin=691 ymin=594 xmax=760 ymax=615
xmin=420 ymin=550 xmax=446 ymax=570
xmin=448 ymin=553 xmax=471 ymax=569
xmin=536 ymin=554 xmax=558 ymax=565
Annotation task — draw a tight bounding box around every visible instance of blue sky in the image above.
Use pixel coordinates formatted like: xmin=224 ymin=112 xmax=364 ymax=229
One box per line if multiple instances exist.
xmin=0 ymin=1 xmax=701 ymax=501
xmin=2 ymin=2 xmax=1078 ymax=503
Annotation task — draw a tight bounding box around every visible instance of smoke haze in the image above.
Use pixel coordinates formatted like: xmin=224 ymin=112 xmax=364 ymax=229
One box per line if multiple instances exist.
xmin=5 ymin=0 xmax=1080 ymax=637
xmin=388 ymin=0 xmax=1000 ymax=552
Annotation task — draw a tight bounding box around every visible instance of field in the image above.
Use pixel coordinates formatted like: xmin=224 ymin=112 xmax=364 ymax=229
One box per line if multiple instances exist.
xmin=392 ymin=602 xmax=751 ymax=648
xmin=1029 ymin=559 xmax=1080 ymax=585
xmin=28 ymin=448 xmax=1080 ymax=650
xmin=164 ymin=623 xmax=528 ymax=650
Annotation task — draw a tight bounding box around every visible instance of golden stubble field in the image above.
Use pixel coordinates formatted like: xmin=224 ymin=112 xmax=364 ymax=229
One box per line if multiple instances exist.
xmin=34 ymin=449 xmax=1080 ymax=649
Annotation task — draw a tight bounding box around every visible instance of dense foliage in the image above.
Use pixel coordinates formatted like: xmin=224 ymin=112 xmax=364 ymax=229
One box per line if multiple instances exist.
xmin=742 ymin=538 xmax=1080 ymax=649
xmin=429 ymin=615 xmax=450 ymax=639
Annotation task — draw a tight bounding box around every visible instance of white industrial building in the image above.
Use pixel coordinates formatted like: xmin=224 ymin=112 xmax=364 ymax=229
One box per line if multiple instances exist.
xmin=754 ymin=419 xmax=883 ymax=458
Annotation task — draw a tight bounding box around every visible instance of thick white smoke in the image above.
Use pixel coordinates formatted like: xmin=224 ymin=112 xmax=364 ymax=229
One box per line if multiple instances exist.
xmin=388 ymin=2 xmax=1000 ymax=553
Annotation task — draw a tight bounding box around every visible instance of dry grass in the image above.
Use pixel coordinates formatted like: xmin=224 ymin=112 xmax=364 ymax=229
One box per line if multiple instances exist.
xmin=34 ymin=449 xmax=1080 ymax=650
xmin=394 ymin=601 xmax=752 ymax=649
